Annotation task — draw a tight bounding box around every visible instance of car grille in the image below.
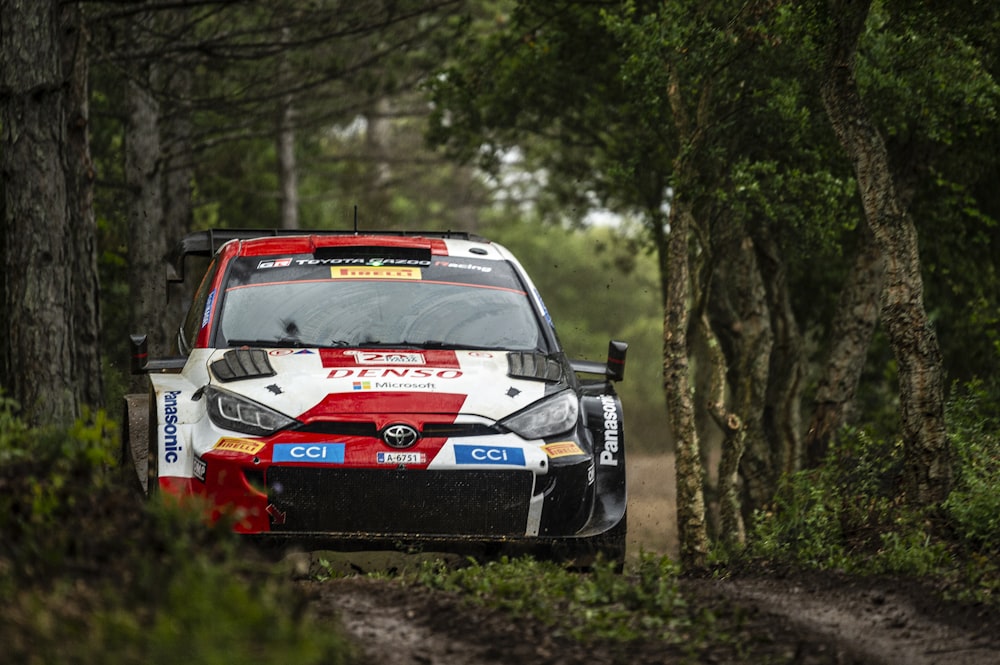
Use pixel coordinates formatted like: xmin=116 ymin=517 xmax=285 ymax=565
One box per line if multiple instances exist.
xmin=293 ymin=422 xmax=502 ymax=437
xmin=266 ymin=467 xmax=534 ymax=536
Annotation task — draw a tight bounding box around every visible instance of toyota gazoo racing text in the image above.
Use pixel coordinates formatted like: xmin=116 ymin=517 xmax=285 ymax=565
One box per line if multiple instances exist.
xmin=123 ymin=229 xmax=628 ymax=564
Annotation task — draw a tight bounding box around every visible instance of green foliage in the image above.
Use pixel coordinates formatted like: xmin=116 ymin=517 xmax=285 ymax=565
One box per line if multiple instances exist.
xmin=0 ymin=406 xmax=359 ymax=665
xmin=860 ymin=1 xmax=1000 ymax=147
xmin=747 ymin=380 xmax=1000 ymax=601
xmin=411 ymin=553 xmax=703 ymax=644
xmin=0 ymin=392 xmax=30 ymax=453
xmin=747 ymin=469 xmax=849 ymax=570
xmin=428 ymin=1 xmax=678 ymax=219
xmin=725 ymin=159 xmax=857 ymax=255
xmin=851 ymin=1 xmax=1000 ymax=385
xmin=430 ymin=0 xmax=1000 ymax=435
xmin=0 ymin=396 xmax=119 ymax=573
xmin=943 ymin=380 xmax=1000 ymax=549
xmin=747 ymin=427 xmax=950 ymax=575
xmin=91 ymin=554 xmax=350 ymax=665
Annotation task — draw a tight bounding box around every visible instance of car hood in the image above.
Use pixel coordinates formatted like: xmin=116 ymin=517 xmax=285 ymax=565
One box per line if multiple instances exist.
xmin=203 ymin=347 xmax=567 ymax=423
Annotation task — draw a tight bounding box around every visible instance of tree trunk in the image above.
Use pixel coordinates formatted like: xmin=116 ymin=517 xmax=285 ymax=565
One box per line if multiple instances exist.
xmin=664 ymin=196 xmax=710 ymax=570
xmin=662 ymin=64 xmax=710 ymax=570
xmin=277 ymin=26 xmax=299 ymax=230
xmin=277 ymin=98 xmax=300 ymax=230
xmin=61 ymin=1 xmax=103 ymax=408
xmin=709 ymin=224 xmax=775 ymax=515
xmin=125 ymin=14 xmax=169 ymax=362
xmin=160 ymin=13 xmax=196 ymax=334
xmin=804 ymin=224 xmax=883 ymax=467
xmin=712 ymin=403 xmax=746 ymax=547
xmin=1 ymin=0 xmax=77 ymax=425
xmin=820 ymin=0 xmax=951 ymax=505
xmin=366 ymin=96 xmax=394 ymax=224
xmin=697 ymin=304 xmax=745 ymax=546
xmin=753 ymin=226 xmax=805 ymax=476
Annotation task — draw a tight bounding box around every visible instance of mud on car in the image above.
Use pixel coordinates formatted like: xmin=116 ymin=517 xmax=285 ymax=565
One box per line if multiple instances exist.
xmin=122 ymin=229 xmax=628 ymax=564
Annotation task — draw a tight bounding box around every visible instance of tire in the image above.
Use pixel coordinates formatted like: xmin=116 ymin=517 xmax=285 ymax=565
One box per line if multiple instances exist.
xmin=550 ymin=512 xmax=628 ymax=572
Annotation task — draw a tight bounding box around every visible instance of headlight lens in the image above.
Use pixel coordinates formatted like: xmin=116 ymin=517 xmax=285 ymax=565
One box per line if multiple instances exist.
xmin=204 ymin=386 xmax=297 ymax=436
xmin=500 ymin=390 xmax=579 ymax=439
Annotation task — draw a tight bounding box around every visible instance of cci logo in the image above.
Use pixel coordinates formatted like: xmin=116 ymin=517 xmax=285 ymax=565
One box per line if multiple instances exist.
xmin=272 ymin=443 xmax=345 ymax=464
xmin=453 ymin=445 xmax=525 ymax=466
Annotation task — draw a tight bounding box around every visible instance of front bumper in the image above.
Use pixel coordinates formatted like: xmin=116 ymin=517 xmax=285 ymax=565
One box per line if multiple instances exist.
xmin=168 ymin=438 xmax=621 ymax=545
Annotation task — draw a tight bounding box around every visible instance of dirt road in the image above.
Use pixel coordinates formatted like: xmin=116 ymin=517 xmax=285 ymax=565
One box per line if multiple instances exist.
xmin=300 ymin=563 xmax=1000 ymax=665
xmin=298 ymin=454 xmax=999 ymax=664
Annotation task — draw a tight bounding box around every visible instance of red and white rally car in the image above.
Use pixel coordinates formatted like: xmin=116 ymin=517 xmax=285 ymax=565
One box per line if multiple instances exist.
xmin=123 ymin=229 xmax=627 ymax=563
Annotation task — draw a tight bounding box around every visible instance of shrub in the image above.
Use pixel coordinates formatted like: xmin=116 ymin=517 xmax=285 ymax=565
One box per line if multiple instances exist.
xmin=943 ymin=379 xmax=1000 ymax=550
xmin=747 ymin=379 xmax=1000 ymax=597
xmin=746 ymin=426 xmax=954 ymax=576
xmin=0 ymin=401 xmax=360 ymax=665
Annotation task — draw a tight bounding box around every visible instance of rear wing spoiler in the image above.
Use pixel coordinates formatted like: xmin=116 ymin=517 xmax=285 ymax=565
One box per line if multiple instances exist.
xmin=168 ymin=228 xmax=488 ymax=283
xmin=570 ymin=340 xmax=628 ymax=382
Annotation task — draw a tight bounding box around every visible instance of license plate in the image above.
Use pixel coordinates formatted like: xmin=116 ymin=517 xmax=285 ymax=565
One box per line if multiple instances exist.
xmin=377 ymin=451 xmax=426 ymax=465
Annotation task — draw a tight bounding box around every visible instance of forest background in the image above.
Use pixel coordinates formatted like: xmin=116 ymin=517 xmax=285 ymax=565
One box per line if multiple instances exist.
xmin=2 ymin=0 xmax=1000 ymax=579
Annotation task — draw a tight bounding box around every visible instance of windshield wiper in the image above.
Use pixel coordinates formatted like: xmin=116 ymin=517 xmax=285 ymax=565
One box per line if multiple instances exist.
xmin=321 ymin=340 xmax=422 ymax=349
xmin=415 ymin=340 xmax=499 ymax=350
xmin=318 ymin=339 xmax=542 ymax=352
xmin=363 ymin=340 xmax=532 ymax=351
xmin=225 ymin=338 xmax=306 ymax=348
xmin=346 ymin=341 xmax=423 ymax=349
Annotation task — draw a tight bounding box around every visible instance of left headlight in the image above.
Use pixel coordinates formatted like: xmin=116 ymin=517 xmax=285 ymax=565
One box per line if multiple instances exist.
xmin=500 ymin=390 xmax=579 ymax=439
xmin=204 ymin=386 xmax=297 ymax=436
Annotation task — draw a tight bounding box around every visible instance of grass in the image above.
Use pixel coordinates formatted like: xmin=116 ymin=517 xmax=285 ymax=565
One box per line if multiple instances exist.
xmin=408 ymin=553 xmax=700 ymax=644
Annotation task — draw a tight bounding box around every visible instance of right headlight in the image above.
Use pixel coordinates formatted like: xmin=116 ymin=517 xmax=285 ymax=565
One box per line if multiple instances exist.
xmin=204 ymin=386 xmax=297 ymax=436
xmin=499 ymin=390 xmax=579 ymax=439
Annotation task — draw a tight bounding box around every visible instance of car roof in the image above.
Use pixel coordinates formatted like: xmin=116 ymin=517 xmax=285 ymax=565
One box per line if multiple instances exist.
xmin=226 ymin=234 xmax=504 ymax=259
xmin=169 ymin=229 xmax=508 ymax=282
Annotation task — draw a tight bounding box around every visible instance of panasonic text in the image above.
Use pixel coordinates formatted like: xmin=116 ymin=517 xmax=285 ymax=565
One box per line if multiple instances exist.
xmin=598 ymin=395 xmax=620 ymax=467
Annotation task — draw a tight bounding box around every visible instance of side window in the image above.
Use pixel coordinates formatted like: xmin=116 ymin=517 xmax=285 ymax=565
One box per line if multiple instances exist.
xmin=179 ymin=258 xmax=220 ymax=353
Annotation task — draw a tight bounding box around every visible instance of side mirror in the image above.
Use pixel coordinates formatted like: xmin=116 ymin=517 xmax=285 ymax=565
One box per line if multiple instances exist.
xmin=129 ymin=333 xmax=188 ymax=373
xmin=130 ymin=334 xmax=149 ymax=375
xmin=568 ymin=339 xmax=629 ymax=382
xmin=606 ymin=340 xmax=628 ymax=382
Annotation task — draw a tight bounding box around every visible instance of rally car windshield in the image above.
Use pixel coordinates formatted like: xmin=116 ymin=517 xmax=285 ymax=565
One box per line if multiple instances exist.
xmin=216 ymin=255 xmax=548 ymax=352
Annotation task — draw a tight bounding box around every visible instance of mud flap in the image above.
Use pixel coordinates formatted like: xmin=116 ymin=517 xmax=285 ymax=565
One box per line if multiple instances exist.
xmin=122 ymin=393 xmax=151 ymax=496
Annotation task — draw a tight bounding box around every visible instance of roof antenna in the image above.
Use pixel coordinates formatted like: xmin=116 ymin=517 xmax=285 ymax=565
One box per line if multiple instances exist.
xmin=353 ymin=205 xmax=358 ymax=234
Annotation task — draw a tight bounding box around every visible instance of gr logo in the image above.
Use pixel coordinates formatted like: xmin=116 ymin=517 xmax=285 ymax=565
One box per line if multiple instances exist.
xmin=257 ymin=258 xmax=292 ymax=269
xmin=453 ymin=445 xmax=525 ymax=466
xmin=272 ymin=443 xmax=345 ymax=464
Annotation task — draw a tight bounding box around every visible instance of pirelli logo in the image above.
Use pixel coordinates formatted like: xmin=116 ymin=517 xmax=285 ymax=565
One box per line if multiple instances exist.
xmin=542 ymin=441 xmax=584 ymax=458
xmin=213 ymin=437 xmax=266 ymax=455
xmin=330 ymin=266 xmax=422 ymax=280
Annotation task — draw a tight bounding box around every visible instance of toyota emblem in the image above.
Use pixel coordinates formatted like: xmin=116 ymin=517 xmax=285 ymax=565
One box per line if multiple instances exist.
xmin=381 ymin=424 xmax=420 ymax=449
